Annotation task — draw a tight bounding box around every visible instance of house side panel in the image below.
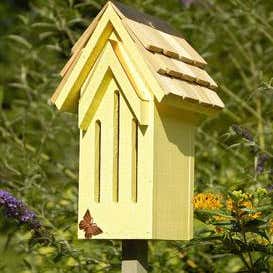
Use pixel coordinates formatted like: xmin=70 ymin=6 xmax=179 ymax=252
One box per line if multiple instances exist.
xmin=153 ymin=104 xmax=195 ymax=240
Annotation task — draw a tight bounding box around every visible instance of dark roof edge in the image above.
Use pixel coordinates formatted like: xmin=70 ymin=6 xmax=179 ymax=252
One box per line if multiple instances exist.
xmin=109 ymin=0 xmax=182 ymax=37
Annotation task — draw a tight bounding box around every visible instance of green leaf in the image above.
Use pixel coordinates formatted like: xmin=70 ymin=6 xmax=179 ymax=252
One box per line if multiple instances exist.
xmin=67 ymin=18 xmax=87 ymax=27
xmin=31 ymin=22 xmax=57 ymax=29
xmin=46 ymin=44 xmax=63 ymax=53
xmin=17 ymin=15 xmax=29 ymax=25
xmin=74 ymin=1 xmax=102 ymax=10
xmin=39 ymin=32 xmax=56 ymax=40
xmin=67 ymin=0 xmax=74 ymax=8
xmin=7 ymin=35 xmax=32 ymax=50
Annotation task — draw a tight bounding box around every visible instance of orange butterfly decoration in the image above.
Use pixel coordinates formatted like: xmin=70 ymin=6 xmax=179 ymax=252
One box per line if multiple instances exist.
xmin=79 ymin=209 xmax=103 ymax=239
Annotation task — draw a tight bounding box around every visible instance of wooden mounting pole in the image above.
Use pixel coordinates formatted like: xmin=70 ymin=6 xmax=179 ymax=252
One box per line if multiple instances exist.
xmin=122 ymin=240 xmax=148 ymax=273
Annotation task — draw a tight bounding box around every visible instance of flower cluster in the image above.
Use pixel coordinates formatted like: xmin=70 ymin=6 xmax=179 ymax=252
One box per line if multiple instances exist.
xmin=231 ymin=124 xmax=254 ymax=142
xmin=193 ymin=189 xmax=268 ymax=237
xmin=227 ymin=190 xmax=263 ymax=221
xmin=193 ymin=193 xmax=222 ymax=210
xmin=226 ymin=197 xmax=262 ymax=220
xmin=0 ymin=190 xmax=41 ymax=230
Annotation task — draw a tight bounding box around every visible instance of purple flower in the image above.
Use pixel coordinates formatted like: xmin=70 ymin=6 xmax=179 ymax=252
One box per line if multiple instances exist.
xmin=21 ymin=209 xmax=35 ymax=222
xmin=231 ymin=124 xmax=254 ymax=142
xmin=256 ymin=153 xmax=269 ymax=175
xmin=0 ymin=190 xmax=41 ymax=230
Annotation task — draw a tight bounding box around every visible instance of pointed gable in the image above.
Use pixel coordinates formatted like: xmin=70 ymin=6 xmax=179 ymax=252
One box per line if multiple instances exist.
xmin=78 ymin=42 xmax=150 ymax=129
xmin=51 ymin=1 xmax=224 ymax=115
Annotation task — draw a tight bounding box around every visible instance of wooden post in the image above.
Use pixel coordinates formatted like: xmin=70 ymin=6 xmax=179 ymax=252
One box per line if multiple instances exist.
xmin=122 ymin=240 xmax=148 ymax=273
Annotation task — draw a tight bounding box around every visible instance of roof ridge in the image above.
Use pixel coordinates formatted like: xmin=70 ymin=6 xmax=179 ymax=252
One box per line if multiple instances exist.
xmin=109 ymin=1 xmax=182 ymax=37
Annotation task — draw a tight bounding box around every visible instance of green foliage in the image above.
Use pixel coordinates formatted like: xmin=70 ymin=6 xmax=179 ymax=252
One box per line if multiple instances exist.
xmin=0 ymin=0 xmax=273 ymax=272
xmin=191 ymin=186 xmax=273 ymax=272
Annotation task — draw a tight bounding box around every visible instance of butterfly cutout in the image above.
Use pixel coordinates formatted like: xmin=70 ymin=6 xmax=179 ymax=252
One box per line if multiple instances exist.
xmin=79 ymin=209 xmax=103 ymax=239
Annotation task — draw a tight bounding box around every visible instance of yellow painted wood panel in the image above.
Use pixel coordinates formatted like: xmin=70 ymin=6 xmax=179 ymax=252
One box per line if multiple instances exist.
xmin=78 ymin=77 xmax=154 ymax=239
xmin=153 ymin=103 xmax=195 ymax=240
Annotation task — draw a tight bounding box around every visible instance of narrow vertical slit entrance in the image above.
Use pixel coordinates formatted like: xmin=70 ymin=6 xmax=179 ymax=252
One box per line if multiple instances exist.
xmin=131 ymin=118 xmax=138 ymax=202
xmin=95 ymin=120 xmax=101 ymax=202
xmin=113 ymin=91 xmax=120 ymax=202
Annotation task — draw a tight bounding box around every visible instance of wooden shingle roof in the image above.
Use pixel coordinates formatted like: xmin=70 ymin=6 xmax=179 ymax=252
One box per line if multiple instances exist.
xmin=52 ymin=1 xmax=224 ymax=111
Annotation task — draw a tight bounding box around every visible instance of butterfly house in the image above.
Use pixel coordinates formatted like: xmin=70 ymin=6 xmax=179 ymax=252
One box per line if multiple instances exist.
xmin=51 ymin=1 xmax=224 ymax=240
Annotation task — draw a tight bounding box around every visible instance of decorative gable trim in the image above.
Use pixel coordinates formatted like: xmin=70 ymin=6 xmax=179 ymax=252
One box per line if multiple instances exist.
xmin=78 ymin=43 xmax=150 ymax=130
xmin=52 ymin=3 xmax=165 ymax=113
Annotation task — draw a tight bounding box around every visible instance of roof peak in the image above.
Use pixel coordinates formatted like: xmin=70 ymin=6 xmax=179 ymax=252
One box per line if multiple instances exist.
xmin=106 ymin=1 xmax=181 ymax=37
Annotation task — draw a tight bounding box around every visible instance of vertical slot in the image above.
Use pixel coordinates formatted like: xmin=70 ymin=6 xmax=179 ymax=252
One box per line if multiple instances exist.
xmin=94 ymin=120 xmax=101 ymax=202
xmin=113 ymin=91 xmax=120 ymax=202
xmin=131 ymin=119 xmax=138 ymax=202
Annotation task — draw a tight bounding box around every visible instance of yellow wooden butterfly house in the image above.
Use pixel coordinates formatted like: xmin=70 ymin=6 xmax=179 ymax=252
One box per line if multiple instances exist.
xmin=51 ymin=1 xmax=224 ymax=241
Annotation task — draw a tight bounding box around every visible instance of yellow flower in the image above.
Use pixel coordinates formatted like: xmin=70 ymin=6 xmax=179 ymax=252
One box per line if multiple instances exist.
xmin=193 ymin=193 xmax=222 ymax=210
xmin=241 ymin=201 xmax=252 ymax=209
xmin=256 ymin=237 xmax=269 ymax=246
xmin=240 ymin=200 xmax=262 ymax=219
xmin=213 ymin=215 xmax=228 ymax=221
xmin=226 ymin=197 xmax=262 ymax=220
xmin=249 ymin=211 xmax=262 ymax=219
xmin=186 ymin=259 xmax=197 ymax=268
xmin=226 ymin=198 xmax=234 ymax=211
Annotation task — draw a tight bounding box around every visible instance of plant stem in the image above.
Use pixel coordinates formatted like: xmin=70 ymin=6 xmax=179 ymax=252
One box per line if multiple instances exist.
xmin=3 ymin=233 xmax=12 ymax=252
xmin=230 ymin=234 xmax=251 ymax=271
xmin=242 ymin=230 xmax=254 ymax=272
xmin=256 ymin=92 xmax=265 ymax=151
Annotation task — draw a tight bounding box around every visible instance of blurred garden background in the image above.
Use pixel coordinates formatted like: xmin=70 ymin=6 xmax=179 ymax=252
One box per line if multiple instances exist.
xmin=0 ymin=0 xmax=273 ymax=272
